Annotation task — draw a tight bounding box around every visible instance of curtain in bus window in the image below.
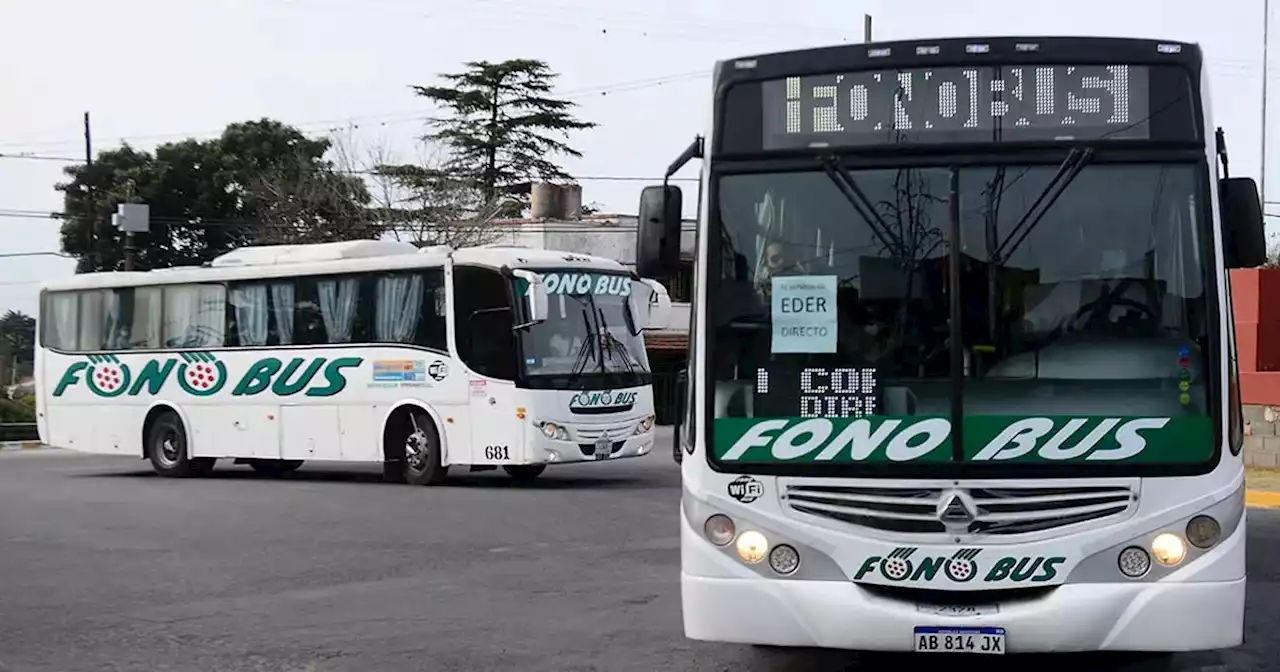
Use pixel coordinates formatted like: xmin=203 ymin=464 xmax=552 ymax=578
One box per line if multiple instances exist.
xmin=270 ymin=282 xmax=295 ymax=345
xmin=162 ymin=285 xmax=227 ymax=348
xmin=102 ymin=290 xmax=124 ymax=350
xmin=374 ymin=274 xmax=423 ymax=343
xmin=232 ymin=284 xmax=270 ymax=346
xmin=77 ymin=291 xmax=106 ymax=351
xmin=317 ymin=278 xmax=359 ymax=343
xmin=47 ymin=293 xmax=78 ymax=351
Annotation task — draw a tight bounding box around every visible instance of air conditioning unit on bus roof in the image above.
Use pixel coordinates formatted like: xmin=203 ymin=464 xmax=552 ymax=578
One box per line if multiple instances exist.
xmin=210 ymin=240 xmax=420 ymax=267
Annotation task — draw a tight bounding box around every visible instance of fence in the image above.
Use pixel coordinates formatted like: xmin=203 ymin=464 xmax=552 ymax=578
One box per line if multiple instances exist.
xmin=0 ymin=423 xmax=38 ymax=442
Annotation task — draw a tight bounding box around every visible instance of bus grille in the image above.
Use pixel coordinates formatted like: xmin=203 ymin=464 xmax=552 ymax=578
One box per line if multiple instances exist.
xmin=781 ymin=483 xmax=1136 ymax=536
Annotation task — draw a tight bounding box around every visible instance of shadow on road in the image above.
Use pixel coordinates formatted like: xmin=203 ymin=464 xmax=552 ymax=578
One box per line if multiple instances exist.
xmin=747 ymin=647 xmax=1208 ymax=671
xmin=68 ymin=464 xmax=663 ymax=490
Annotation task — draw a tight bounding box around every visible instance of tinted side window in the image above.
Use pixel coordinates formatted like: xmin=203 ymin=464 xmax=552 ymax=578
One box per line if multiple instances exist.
xmin=227 ymin=280 xmax=296 ymax=347
xmin=162 ymin=284 xmax=227 ymax=349
xmin=452 ymin=266 xmax=517 ymax=380
xmin=372 ymin=269 xmax=447 ymax=351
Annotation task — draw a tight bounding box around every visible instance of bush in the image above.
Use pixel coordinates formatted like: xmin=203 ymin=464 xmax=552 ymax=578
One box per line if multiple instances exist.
xmin=0 ymin=398 xmax=35 ymax=423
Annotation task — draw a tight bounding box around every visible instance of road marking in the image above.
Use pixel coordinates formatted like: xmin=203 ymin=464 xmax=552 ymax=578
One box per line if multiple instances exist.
xmin=1246 ymin=490 xmax=1280 ymax=509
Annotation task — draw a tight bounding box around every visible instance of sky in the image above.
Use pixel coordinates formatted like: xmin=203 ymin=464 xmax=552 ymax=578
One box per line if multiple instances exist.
xmin=0 ymin=0 xmax=1273 ymax=316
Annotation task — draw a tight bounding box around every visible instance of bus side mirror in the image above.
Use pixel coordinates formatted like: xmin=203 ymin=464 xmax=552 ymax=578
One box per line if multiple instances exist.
xmin=637 ymin=185 xmax=682 ymax=278
xmin=1220 ymin=177 xmax=1267 ymax=268
xmin=631 ymin=278 xmax=672 ymax=330
xmin=511 ymin=269 xmax=548 ymax=325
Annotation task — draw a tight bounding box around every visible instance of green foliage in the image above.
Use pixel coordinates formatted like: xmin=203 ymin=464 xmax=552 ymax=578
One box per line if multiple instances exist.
xmin=0 ymin=398 xmax=34 ymax=423
xmin=57 ymin=119 xmax=377 ymax=272
xmin=0 ymin=310 xmax=35 ymax=382
xmin=409 ymin=59 xmax=597 ymax=211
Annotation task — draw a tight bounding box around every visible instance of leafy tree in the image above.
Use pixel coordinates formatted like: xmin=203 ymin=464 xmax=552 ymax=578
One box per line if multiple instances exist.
xmin=0 ymin=310 xmax=35 ymax=385
xmin=410 ymin=59 xmax=597 ymax=211
xmin=57 ymin=119 xmax=375 ymax=272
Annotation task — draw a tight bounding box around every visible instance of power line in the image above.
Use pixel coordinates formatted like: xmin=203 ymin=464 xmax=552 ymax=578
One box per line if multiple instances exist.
xmin=0 ymin=70 xmax=710 ymax=153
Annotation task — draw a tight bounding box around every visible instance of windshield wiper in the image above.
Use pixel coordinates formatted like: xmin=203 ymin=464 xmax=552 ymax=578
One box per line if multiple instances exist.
xmin=570 ymin=308 xmax=600 ymax=376
xmin=596 ymin=308 xmax=637 ymax=374
xmin=994 ymin=147 xmax=1094 ymax=262
xmin=820 ymin=156 xmax=904 ymax=256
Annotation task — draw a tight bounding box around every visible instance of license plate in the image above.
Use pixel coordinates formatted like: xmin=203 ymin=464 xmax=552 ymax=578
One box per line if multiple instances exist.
xmin=913 ymin=626 xmax=1005 ymax=654
xmin=593 ymin=439 xmax=611 ymax=459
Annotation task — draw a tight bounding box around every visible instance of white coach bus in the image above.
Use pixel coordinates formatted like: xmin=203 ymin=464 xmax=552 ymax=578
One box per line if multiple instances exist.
xmin=35 ymin=240 xmax=671 ymax=484
xmin=639 ymin=36 xmax=1266 ymax=657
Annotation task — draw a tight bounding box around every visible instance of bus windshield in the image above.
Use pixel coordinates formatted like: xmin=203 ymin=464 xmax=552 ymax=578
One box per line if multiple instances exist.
xmin=709 ymin=161 xmax=1217 ymax=471
xmin=518 ymin=271 xmax=651 ymax=383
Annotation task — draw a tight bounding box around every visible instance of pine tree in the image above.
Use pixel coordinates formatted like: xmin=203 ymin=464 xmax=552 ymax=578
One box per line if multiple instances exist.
xmin=413 ymin=59 xmax=597 ymax=209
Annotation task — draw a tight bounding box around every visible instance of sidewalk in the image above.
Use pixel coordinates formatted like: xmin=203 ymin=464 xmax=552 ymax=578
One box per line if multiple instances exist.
xmin=1247 ymin=468 xmax=1280 ymax=509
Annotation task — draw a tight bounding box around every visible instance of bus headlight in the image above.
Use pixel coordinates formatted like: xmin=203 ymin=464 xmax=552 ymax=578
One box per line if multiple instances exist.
xmin=635 ymin=414 xmax=655 ymax=435
xmin=704 ymin=514 xmax=735 ymax=546
xmin=735 ymin=530 xmax=769 ymax=564
xmin=1117 ymin=546 xmax=1151 ymax=578
xmin=539 ymin=422 xmax=568 ymax=441
xmin=768 ymin=544 xmax=801 ymax=575
xmin=1151 ymin=532 xmax=1187 ymax=566
xmin=1186 ymin=515 xmax=1222 ymax=549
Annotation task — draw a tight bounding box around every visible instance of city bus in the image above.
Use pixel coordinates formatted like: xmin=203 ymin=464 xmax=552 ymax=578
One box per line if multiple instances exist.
xmin=35 ymin=240 xmax=671 ymax=484
xmin=637 ymin=36 xmax=1266 ymax=656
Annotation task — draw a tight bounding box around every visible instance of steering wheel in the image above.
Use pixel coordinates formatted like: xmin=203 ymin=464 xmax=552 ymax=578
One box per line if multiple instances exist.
xmin=1064 ymin=294 xmax=1159 ymax=338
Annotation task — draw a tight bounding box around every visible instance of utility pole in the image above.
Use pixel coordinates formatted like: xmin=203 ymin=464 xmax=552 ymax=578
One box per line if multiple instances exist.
xmin=864 ymin=14 xmax=873 ymax=42
xmin=1264 ymin=0 xmax=1271 ymax=207
xmin=84 ymin=112 xmax=95 ymax=272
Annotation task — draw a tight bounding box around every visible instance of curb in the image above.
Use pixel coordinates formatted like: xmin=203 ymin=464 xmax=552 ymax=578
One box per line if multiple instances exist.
xmin=0 ymin=441 xmax=45 ymax=452
xmin=1246 ymin=490 xmax=1280 ymax=509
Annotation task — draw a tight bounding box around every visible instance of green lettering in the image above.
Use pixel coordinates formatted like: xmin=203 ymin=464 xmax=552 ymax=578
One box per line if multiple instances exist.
xmin=1009 ymin=557 xmax=1043 ymax=582
xmin=854 ymin=556 xmax=881 ymax=580
xmin=233 ymin=358 xmax=281 ymax=396
xmin=52 ymin=362 xmax=87 ymax=397
xmin=128 ymin=359 xmax=176 ymax=396
xmin=306 ymin=357 xmax=362 ymax=397
xmin=984 ymin=557 xmax=1017 ymax=582
xmin=1032 ymin=557 xmax=1066 ymax=583
xmin=911 ymin=556 xmax=944 ymax=582
xmin=272 ymin=358 xmax=325 ymax=396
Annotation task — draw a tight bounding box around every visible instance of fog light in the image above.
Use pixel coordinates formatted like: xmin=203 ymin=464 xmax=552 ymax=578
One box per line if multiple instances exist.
xmin=768 ymin=544 xmax=800 ymax=575
xmin=1151 ymin=532 xmax=1187 ymax=566
xmin=1186 ymin=515 xmax=1221 ymax=549
xmin=735 ymin=530 xmax=768 ymax=564
xmin=704 ymin=514 xmax=735 ymax=547
xmin=1118 ymin=546 xmax=1151 ymax=578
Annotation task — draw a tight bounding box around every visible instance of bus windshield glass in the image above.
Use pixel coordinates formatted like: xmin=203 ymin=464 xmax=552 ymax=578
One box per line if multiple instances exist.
xmin=709 ymin=162 xmax=1216 ymax=471
xmin=518 ymin=271 xmax=651 ymax=383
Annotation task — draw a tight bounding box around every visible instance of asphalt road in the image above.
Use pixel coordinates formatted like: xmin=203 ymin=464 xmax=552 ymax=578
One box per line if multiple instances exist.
xmin=1 ymin=434 xmax=1278 ymax=672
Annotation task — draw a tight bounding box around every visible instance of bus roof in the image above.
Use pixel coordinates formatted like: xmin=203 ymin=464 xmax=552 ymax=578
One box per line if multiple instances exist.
xmin=37 ymin=242 xmax=633 ymax=292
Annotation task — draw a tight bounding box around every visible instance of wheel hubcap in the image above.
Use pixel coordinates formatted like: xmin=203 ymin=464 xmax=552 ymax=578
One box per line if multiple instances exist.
xmin=157 ymin=432 xmax=181 ymax=467
xmin=406 ymin=431 xmax=427 ymax=471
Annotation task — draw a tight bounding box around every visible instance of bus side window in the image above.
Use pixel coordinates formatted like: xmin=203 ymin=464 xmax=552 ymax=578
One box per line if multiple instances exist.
xmin=452 ymin=266 xmax=518 ymax=381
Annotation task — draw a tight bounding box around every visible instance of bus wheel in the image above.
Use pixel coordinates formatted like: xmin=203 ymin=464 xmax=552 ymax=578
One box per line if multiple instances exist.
xmin=146 ymin=411 xmax=213 ymax=478
xmin=503 ymin=465 xmax=546 ymax=482
xmin=393 ymin=409 xmax=448 ymax=486
xmin=249 ymin=459 xmax=304 ymax=477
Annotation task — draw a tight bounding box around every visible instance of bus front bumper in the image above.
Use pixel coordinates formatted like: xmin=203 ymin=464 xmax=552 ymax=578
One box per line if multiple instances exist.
xmin=532 ymin=429 xmax=656 ymax=464
xmin=680 ymin=512 xmax=1246 ymax=653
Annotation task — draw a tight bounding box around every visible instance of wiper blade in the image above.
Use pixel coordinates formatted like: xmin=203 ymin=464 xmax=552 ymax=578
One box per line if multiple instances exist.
xmin=596 ymin=307 xmax=637 ymax=374
xmin=820 ymin=156 xmax=904 ymax=256
xmin=570 ymin=308 xmax=599 ymax=376
xmin=995 ymin=147 xmax=1094 ymax=262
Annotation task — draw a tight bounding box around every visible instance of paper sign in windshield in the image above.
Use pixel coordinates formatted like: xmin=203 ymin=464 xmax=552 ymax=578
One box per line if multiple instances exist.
xmin=772 ymin=276 xmax=837 ymax=353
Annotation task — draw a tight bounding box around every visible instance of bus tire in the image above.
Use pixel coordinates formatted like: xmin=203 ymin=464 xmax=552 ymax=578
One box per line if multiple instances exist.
xmin=249 ymin=459 xmax=304 ymax=476
xmin=502 ymin=465 xmax=546 ymax=481
xmin=145 ymin=410 xmax=214 ymax=478
xmin=387 ymin=407 xmax=448 ymax=486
